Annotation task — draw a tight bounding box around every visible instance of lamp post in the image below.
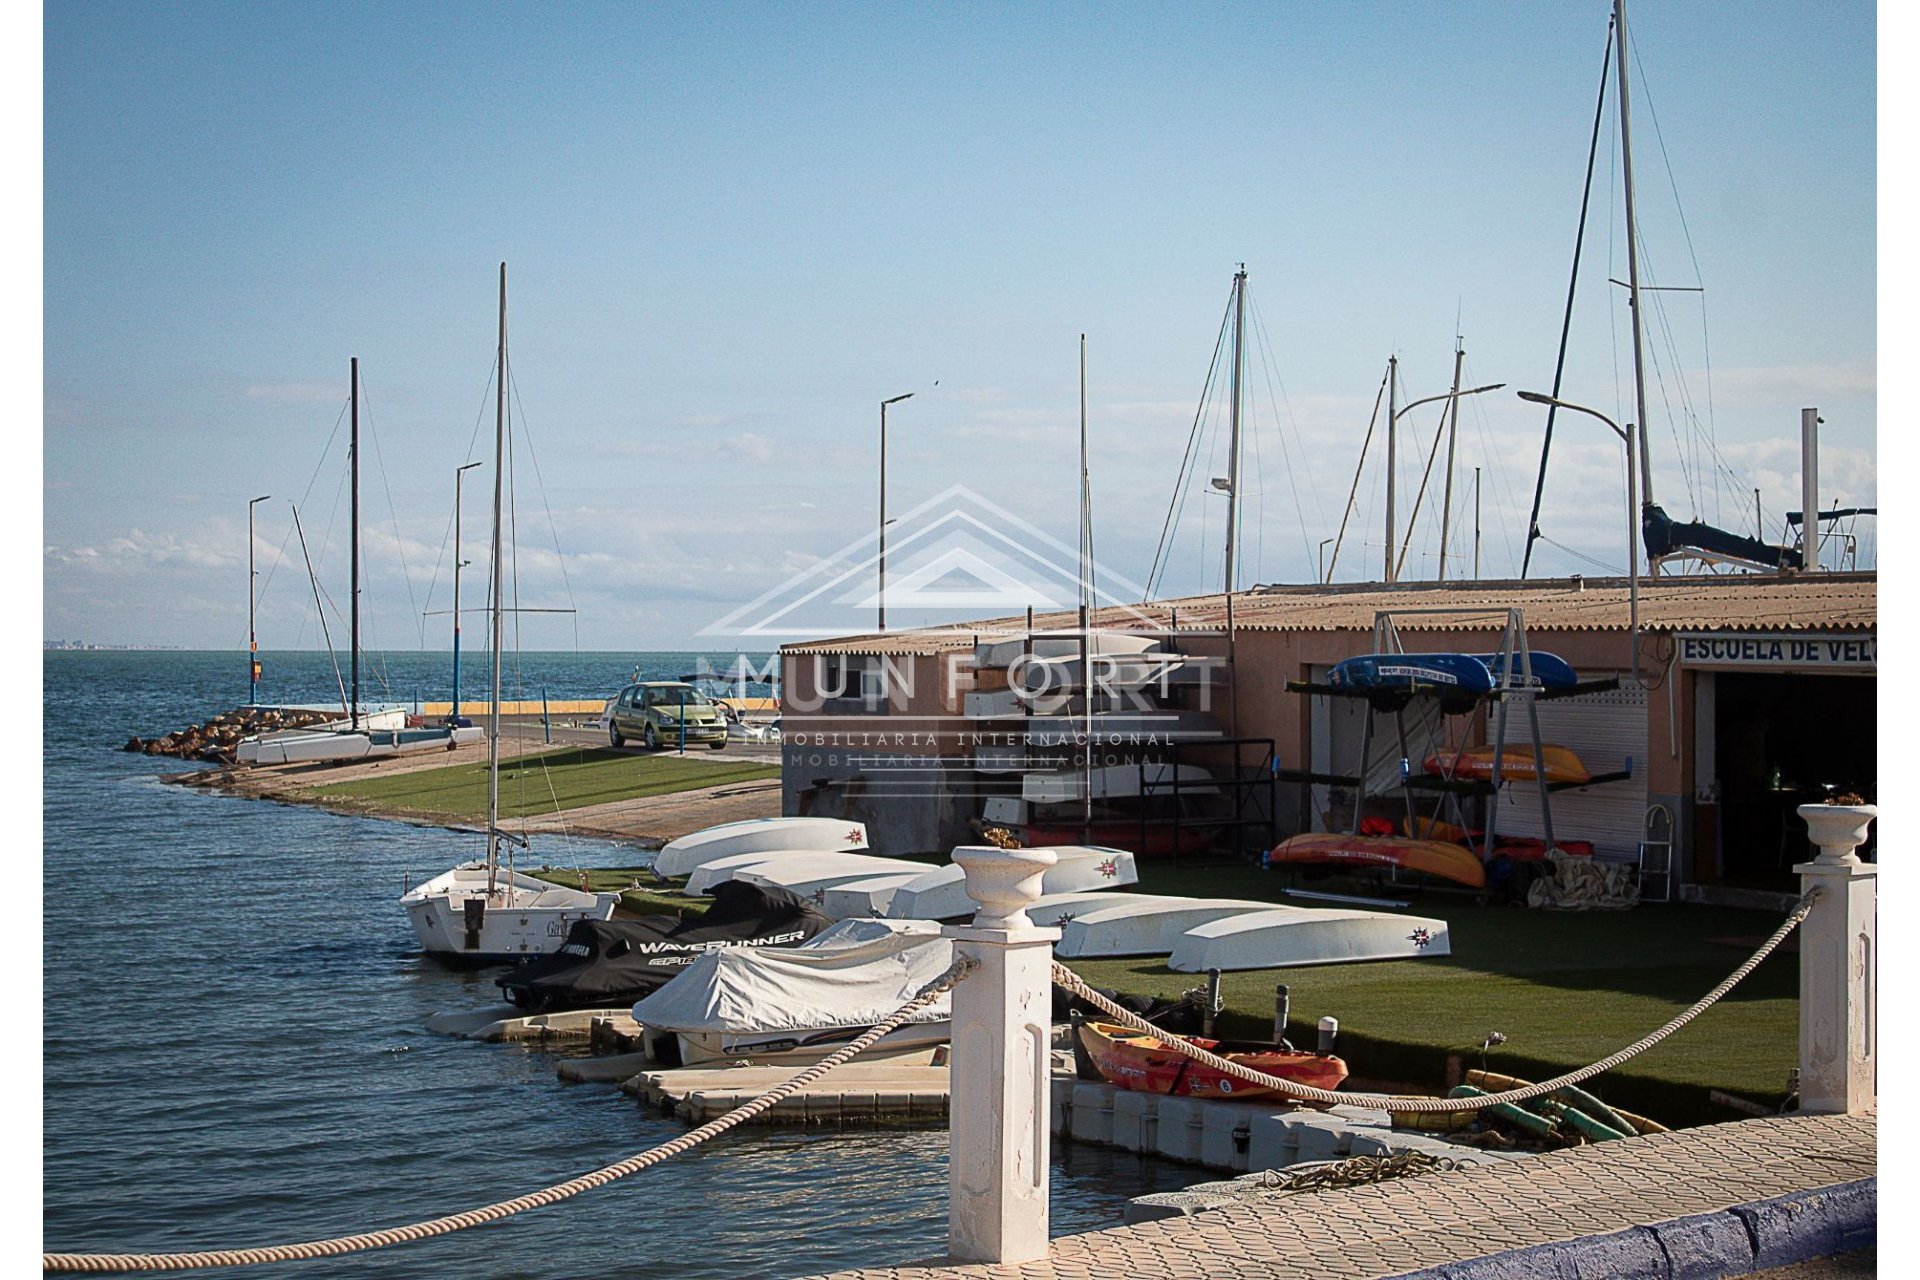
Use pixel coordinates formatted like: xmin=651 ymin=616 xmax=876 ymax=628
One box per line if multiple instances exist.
xmin=1517 ymin=391 xmax=1639 ymax=681
xmin=247 ymin=493 xmax=270 ymax=703
xmin=1385 ymin=379 xmax=1505 ymax=582
xmin=878 ymin=392 xmax=914 ymax=631
xmin=451 ymin=461 xmax=483 ymax=722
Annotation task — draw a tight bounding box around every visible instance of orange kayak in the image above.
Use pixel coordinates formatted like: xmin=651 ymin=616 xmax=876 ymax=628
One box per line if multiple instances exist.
xmin=1077 ymin=1020 xmax=1348 ymax=1100
xmin=1266 ymin=832 xmax=1488 ymax=888
xmin=1424 ymin=744 xmax=1592 ymax=785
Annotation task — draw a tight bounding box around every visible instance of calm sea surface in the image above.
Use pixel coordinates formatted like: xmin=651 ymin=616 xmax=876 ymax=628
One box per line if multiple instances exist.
xmin=44 ymin=651 xmax=1192 ymax=1279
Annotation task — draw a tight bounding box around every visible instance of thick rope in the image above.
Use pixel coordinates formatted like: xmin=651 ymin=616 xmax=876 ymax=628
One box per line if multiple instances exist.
xmin=1053 ymin=888 xmax=1815 ymax=1114
xmin=44 ymin=958 xmax=976 ymax=1274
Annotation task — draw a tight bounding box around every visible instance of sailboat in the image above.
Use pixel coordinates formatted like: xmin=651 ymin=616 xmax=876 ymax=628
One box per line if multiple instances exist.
xmin=401 ymin=264 xmax=620 ymax=962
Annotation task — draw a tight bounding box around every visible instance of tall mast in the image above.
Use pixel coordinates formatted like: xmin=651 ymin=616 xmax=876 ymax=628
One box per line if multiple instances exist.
xmin=488 ymin=265 xmax=507 ymax=893
xmin=349 ymin=356 xmax=360 ymax=730
xmin=1437 ymin=338 xmax=1466 ymax=580
xmin=1078 ymin=333 xmax=1093 ymax=845
xmin=1384 ymin=354 xmax=1398 ymax=582
xmin=1223 ymin=265 xmax=1247 ymax=593
xmin=1613 ymin=0 xmax=1656 ymax=539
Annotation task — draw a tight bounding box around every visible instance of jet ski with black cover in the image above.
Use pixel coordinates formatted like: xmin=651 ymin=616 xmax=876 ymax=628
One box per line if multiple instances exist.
xmin=495 ymin=881 xmax=831 ymax=1013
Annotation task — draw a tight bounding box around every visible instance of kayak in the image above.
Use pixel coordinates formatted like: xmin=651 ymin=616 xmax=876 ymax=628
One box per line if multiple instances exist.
xmin=1327 ymin=653 xmax=1495 ymax=695
xmin=1424 ymin=744 xmax=1592 ymax=785
xmin=1266 ymin=832 xmax=1488 ymax=888
xmin=1076 ymin=1019 xmax=1348 ymax=1100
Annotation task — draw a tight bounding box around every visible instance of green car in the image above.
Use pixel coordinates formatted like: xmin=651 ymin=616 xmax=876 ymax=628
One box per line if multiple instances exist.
xmin=608 ymin=682 xmax=730 ymax=751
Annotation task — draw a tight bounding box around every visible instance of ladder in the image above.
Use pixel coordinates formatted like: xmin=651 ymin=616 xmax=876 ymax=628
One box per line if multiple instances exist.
xmin=1637 ymin=803 xmax=1675 ymax=903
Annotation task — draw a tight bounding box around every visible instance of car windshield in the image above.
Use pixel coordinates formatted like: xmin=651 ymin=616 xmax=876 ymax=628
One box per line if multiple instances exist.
xmin=646 ymin=687 xmax=710 ymax=707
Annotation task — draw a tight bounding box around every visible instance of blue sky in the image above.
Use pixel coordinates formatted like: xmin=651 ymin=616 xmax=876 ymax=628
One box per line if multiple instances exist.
xmin=42 ymin=1 xmax=1879 ymax=650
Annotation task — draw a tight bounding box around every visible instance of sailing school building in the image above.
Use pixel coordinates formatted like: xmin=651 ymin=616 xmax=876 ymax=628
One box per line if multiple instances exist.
xmin=777 ymin=572 xmax=1874 ymax=900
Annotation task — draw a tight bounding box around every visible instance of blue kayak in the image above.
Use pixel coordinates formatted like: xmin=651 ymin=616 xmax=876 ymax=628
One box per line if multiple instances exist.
xmin=1327 ymin=653 xmax=1496 ymax=695
xmin=1475 ymin=651 xmax=1579 ymax=690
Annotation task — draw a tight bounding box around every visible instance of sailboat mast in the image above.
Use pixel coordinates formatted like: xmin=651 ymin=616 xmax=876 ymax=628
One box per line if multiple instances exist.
xmin=1437 ymin=339 xmax=1465 ymax=580
xmin=1078 ymin=332 xmax=1093 ymax=846
xmin=1613 ymin=0 xmax=1656 ymax=533
xmin=1223 ymin=265 xmax=1247 ymax=593
xmin=349 ymin=356 xmax=360 ymax=730
xmin=1384 ymin=355 xmax=1398 ymax=582
xmin=488 ymin=265 xmax=507 ymax=894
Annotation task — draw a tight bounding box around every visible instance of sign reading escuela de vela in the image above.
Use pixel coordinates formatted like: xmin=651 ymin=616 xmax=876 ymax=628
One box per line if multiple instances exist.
xmin=1677 ymin=631 xmax=1875 ymax=672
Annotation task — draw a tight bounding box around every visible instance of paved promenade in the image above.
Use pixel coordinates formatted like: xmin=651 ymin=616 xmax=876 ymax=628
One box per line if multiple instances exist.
xmin=819 ymin=1113 xmax=1873 ymax=1280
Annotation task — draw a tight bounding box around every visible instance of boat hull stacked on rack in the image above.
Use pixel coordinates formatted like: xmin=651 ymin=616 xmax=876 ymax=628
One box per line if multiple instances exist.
xmin=1424 ymin=744 xmax=1593 ymax=785
xmin=652 ymin=817 xmax=869 ymax=879
xmin=1168 ymin=904 xmax=1450 ymax=971
xmin=1267 ymin=833 xmax=1488 ymax=888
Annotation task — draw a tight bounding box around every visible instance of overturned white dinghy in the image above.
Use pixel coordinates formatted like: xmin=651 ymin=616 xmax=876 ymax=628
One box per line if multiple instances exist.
xmin=652 ymin=817 xmax=869 ymax=879
xmin=631 ymin=918 xmax=954 ymax=1067
xmin=884 ymin=846 xmax=1138 ymax=921
xmin=818 ymin=871 xmax=931 ymax=920
xmin=1168 ymin=906 xmax=1451 ymax=972
xmin=1024 ymin=890 xmax=1186 ymax=930
xmin=736 ymin=854 xmax=933 ymax=905
xmin=687 ymin=851 xmax=910 ymax=897
xmin=1056 ymin=897 xmax=1281 ymax=958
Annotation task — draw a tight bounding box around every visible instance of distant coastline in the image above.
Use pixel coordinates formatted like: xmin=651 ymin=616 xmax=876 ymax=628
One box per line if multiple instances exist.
xmin=43 ymin=640 xmax=185 ymax=651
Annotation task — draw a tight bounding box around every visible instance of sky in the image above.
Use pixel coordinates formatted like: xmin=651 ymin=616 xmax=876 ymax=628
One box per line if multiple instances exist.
xmin=40 ymin=0 xmax=1881 ymax=651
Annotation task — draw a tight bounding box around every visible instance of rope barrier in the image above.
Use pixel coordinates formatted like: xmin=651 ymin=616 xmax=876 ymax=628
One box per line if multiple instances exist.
xmin=43 ymin=957 xmax=976 ymax=1274
xmin=1052 ymin=887 xmax=1815 ymax=1114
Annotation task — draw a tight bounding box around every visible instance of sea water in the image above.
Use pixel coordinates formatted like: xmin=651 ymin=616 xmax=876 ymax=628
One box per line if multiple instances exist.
xmin=43 ymin=651 xmax=1192 ymax=1278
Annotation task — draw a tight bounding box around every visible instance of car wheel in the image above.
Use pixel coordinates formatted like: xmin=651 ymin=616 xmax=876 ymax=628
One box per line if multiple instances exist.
xmin=708 ymin=741 xmax=727 ymax=751
xmin=643 ymin=724 xmax=660 ymax=751
xmin=609 ymin=722 xmax=625 ymax=748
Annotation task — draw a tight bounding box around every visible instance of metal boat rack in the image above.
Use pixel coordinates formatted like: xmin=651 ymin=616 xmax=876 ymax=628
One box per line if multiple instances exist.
xmin=1129 ymin=737 xmax=1278 ymax=861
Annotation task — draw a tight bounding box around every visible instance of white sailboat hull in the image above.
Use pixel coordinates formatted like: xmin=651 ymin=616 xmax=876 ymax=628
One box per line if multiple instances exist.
xmin=653 ymin=817 xmax=870 ymax=878
xmin=884 ymin=847 xmax=1139 ymax=921
xmin=1167 ymin=906 xmax=1451 ymax=972
xmin=735 ymin=855 xmax=934 ymax=903
xmin=817 ymin=872 xmax=933 ymax=920
xmin=686 ymin=851 xmax=908 ymax=897
xmin=1055 ymin=897 xmax=1280 ymax=958
xmin=402 ymin=861 xmax=620 ymax=962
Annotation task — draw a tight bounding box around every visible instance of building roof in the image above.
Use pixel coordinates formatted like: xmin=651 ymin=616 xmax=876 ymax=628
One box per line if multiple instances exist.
xmin=778 ymin=572 xmax=1876 ymax=655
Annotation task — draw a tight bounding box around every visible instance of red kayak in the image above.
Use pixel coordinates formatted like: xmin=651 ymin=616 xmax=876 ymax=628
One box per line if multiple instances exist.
xmin=1266 ymin=832 xmax=1488 ymax=888
xmin=1078 ymin=1020 xmax=1348 ymax=1100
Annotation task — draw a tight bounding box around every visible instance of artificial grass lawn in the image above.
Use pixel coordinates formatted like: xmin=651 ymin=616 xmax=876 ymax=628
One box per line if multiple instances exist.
xmin=312 ymin=747 xmax=778 ymax=823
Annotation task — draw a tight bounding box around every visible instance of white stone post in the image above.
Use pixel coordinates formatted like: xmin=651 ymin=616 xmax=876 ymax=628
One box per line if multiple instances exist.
xmin=1795 ymin=803 xmax=1876 ymax=1114
xmin=945 ymin=844 xmax=1060 ymax=1264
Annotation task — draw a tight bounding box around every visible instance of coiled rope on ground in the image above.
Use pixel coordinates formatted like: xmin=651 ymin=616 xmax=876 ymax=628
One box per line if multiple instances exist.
xmin=1052 ymin=887 xmax=1816 ymax=1114
xmin=43 ymin=957 xmax=976 ymax=1274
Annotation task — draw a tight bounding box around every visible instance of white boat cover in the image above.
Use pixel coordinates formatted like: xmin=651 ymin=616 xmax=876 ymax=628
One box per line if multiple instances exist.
xmin=884 ymin=847 xmax=1139 ymax=920
xmin=818 ymin=872 xmax=930 ymax=920
xmin=653 ymin=817 xmax=870 ymax=878
xmin=688 ymin=851 xmax=909 ymax=897
xmin=1055 ymin=897 xmax=1280 ymax=958
xmin=631 ymin=919 xmax=954 ymax=1033
xmin=1168 ymin=906 xmax=1451 ymax=972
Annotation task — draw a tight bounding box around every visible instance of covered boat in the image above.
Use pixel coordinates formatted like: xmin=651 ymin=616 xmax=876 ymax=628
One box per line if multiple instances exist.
xmin=1055 ymin=897 xmax=1278 ymax=958
xmin=884 ymin=847 xmax=1138 ymax=920
xmin=1266 ymin=832 xmax=1487 ymax=888
xmin=1327 ymin=653 xmax=1495 ymax=696
xmin=1168 ymin=904 xmax=1451 ymax=972
xmin=495 ymin=881 xmax=830 ymax=1012
xmin=1475 ymin=651 xmax=1579 ymax=690
xmin=632 ymin=918 xmax=955 ymax=1066
xmin=1077 ymin=1020 xmax=1348 ymax=1099
xmin=687 ymin=850 xmax=910 ymax=897
xmin=1423 ymin=744 xmax=1593 ymax=785
xmin=652 ymin=817 xmax=870 ymax=879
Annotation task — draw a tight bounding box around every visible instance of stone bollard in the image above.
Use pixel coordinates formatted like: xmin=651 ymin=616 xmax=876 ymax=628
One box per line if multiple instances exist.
xmin=1795 ymin=803 xmax=1876 ymax=1115
xmin=944 ymin=844 xmax=1061 ymax=1265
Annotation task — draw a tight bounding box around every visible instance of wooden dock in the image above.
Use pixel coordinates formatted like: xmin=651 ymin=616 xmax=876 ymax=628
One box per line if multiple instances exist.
xmin=622 ymin=1063 xmax=953 ymax=1125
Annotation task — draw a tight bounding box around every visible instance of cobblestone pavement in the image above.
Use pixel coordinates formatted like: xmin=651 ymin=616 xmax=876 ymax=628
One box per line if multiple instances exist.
xmin=815 ymin=1114 xmax=1874 ymax=1280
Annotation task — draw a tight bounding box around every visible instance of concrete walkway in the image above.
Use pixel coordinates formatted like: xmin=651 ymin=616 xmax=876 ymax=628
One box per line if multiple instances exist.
xmin=816 ymin=1113 xmax=1873 ymax=1280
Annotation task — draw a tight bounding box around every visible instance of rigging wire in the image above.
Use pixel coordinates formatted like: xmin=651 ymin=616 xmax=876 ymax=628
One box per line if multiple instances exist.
xmin=1144 ymin=291 xmax=1233 ymax=599
xmin=1246 ymin=294 xmax=1321 ymax=575
xmin=256 ymin=394 xmax=351 ymax=625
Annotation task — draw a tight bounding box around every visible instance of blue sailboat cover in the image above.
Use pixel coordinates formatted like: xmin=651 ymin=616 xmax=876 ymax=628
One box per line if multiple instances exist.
xmin=1327 ymin=653 xmax=1496 ymax=694
xmin=1475 ymin=651 xmax=1579 ymax=689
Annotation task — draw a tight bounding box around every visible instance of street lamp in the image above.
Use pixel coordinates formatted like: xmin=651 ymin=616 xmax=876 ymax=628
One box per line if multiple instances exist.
xmin=1384 ymin=365 xmax=1505 ymax=582
xmin=1517 ymin=390 xmax=1640 ymax=682
xmin=247 ymin=493 xmax=270 ymax=704
xmin=451 ymin=461 xmax=484 ymax=722
xmin=878 ymin=392 xmax=914 ymax=631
